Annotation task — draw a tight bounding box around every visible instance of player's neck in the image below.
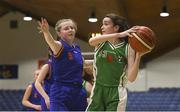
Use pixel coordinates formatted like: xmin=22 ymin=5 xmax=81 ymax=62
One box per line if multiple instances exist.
xmin=111 ymin=39 xmax=122 ymax=45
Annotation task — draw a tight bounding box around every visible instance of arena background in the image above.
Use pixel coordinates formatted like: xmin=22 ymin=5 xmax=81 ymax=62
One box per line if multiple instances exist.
xmin=0 ymin=11 xmax=180 ymax=91
xmin=0 ymin=0 xmax=180 ymax=111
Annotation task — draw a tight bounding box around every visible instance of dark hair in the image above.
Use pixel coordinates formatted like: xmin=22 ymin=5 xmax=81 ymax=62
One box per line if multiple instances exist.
xmin=105 ymin=13 xmax=129 ymax=32
xmin=83 ymin=72 xmax=94 ymax=85
xmin=105 ymin=13 xmax=130 ymax=43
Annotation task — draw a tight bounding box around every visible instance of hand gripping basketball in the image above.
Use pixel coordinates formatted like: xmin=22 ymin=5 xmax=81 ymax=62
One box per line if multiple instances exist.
xmin=128 ymin=26 xmax=156 ymax=53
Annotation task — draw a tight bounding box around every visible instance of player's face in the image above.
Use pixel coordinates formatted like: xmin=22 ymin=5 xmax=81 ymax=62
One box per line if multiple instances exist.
xmin=58 ymin=21 xmax=76 ymax=41
xmin=33 ymin=70 xmax=40 ymax=81
xmin=101 ymin=17 xmax=117 ymax=34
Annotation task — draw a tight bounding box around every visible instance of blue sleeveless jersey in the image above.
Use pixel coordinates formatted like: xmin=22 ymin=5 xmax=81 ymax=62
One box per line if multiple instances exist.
xmin=29 ymin=83 xmax=41 ymax=105
xmin=49 ymin=40 xmax=87 ymax=111
xmin=51 ymin=39 xmax=83 ymax=85
xmin=26 ymin=82 xmax=41 ymax=111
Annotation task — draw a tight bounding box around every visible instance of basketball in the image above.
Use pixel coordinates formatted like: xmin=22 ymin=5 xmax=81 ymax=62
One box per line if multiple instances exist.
xmin=128 ymin=26 xmax=156 ymax=53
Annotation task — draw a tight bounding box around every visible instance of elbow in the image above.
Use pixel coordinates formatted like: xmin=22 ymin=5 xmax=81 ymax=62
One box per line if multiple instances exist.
xmin=88 ymin=39 xmax=96 ymax=46
xmin=22 ymin=100 xmax=26 ymax=106
xmin=128 ymin=78 xmax=136 ymax=83
xmin=127 ymin=76 xmax=136 ymax=83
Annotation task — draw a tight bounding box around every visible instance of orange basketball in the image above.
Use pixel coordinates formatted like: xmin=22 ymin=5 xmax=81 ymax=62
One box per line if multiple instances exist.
xmin=128 ymin=26 xmax=156 ymax=53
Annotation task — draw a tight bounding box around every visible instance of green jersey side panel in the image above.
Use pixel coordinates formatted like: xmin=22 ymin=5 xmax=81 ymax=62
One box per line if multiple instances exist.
xmin=94 ymin=41 xmax=128 ymax=87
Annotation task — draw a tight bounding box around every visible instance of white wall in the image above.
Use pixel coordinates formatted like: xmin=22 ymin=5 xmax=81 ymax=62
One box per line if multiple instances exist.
xmin=146 ymin=47 xmax=180 ymax=88
xmin=0 ymin=12 xmax=93 ymax=89
xmin=127 ymin=47 xmax=180 ymax=91
xmin=1 ymin=12 xmax=180 ymax=91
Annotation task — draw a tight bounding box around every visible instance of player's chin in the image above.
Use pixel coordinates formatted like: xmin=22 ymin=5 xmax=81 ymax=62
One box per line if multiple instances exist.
xmin=69 ymin=34 xmax=75 ymax=38
xmin=67 ymin=36 xmax=75 ymax=40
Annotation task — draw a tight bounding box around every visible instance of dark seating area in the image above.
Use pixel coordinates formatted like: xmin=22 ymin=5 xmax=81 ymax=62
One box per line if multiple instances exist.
xmin=0 ymin=89 xmax=25 ymax=111
xmin=126 ymin=88 xmax=180 ymax=111
xmin=0 ymin=88 xmax=180 ymax=111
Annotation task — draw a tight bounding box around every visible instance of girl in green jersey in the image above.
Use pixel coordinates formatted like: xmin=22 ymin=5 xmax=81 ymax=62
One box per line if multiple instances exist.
xmin=86 ymin=13 xmax=146 ymax=111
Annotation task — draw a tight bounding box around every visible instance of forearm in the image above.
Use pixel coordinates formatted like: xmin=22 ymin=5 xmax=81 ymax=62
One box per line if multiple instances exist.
xmin=35 ymin=81 xmax=49 ymax=99
xmin=127 ymin=55 xmax=141 ymax=82
xmin=89 ymin=28 xmax=134 ymax=46
xmin=43 ymin=31 xmax=60 ymax=55
xmin=22 ymin=100 xmax=39 ymax=109
xmin=89 ymin=33 xmax=121 ymax=46
xmin=38 ymin=18 xmax=59 ymax=54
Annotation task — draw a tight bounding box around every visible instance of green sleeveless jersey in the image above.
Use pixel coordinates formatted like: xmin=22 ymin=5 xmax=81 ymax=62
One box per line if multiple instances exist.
xmin=94 ymin=40 xmax=128 ymax=87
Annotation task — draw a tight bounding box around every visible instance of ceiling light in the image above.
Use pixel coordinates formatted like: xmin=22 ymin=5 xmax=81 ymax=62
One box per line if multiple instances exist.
xmin=88 ymin=11 xmax=98 ymax=23
xmin=23 ymin=13 xmax=32 ymax=21
xmin=160 ymin=0 xmax=169 ymax=17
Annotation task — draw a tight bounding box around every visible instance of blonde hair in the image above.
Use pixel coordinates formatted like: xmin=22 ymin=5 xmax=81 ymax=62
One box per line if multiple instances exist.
xmin=55 ymin=19 xmax=77 ymax=36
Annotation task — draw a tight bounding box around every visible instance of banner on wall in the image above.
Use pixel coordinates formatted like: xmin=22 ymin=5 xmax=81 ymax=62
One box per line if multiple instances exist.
xmin=0 ymin=65 xmax=18 ymax=79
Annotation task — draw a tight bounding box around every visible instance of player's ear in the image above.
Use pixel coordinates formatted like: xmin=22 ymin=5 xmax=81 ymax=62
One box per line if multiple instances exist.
xmin=114 ymin=25 xmax=119 ymax=32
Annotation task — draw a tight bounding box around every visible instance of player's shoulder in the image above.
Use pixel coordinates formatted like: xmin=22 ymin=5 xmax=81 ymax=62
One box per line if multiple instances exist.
xmin=25 ymin=84 xmax=33 ymax=91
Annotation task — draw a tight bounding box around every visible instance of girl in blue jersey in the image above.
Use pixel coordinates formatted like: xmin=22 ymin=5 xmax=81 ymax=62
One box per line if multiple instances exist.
xmin=22 ymin=70 xmax=42 ymax=111
xmin=38 ymin=18 xmax=87 ymax=111
xmin=35 ymin=58 xmax=52 ymax=111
